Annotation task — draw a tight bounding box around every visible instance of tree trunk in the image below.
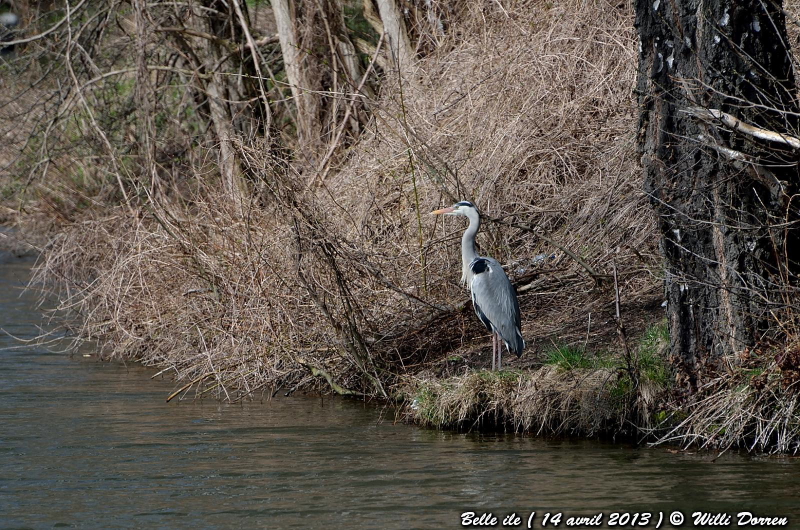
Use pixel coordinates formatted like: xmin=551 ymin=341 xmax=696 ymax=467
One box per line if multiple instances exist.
xmin=133 ymin=0 xmax=162 ymax=198
xmin=200 ymin=0 xmax=250 ymax=213
xmin=635 ymin=0 xmax=800 ymax=390
xmin=133 ymin=0 xmax=154 ymax=169
xmin=273 ymin=0 xmax=314 ymax=146
xmin=273 ymin=0 xmax=370 ymax=168
xmin=205 ymin=72 xmax=246 ymax=213
xmin=374 ymin=0 xmax=414 ymax=71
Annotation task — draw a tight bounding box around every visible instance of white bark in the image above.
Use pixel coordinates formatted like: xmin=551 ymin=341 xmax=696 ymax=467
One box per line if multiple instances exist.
xmin=685 ymin=106 xmax=800 ymax=150
xmin=273 ymin=0 xmax=320 ymax=152
xmin=206 ymin=73 xmax=246 ymax=215
xmin=272 ymin=0 xmax=303 ymax=106
xmin=374 ymin=0 xmax=414 ymax=71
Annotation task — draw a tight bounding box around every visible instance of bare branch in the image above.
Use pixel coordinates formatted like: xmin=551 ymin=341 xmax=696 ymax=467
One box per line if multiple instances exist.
xmin=2 ymin=0 xmax=89 ymax=46
xmin=684 ymin=106 xmax=800 ymax=150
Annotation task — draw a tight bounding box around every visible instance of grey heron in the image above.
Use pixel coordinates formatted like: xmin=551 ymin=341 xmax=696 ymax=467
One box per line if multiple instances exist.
xmin=432 ymin=201 xmax=525 ymax=370
xmin=0 ymin=12 xmax=19 ymax=56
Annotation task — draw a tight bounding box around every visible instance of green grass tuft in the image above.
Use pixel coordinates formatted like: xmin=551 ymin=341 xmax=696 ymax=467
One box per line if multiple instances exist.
xmin=636 ymin=321 xmax=670 ymax=387
xmin=543 ymin=343 xmax=593 ymax=370
xmin=543 ymin=343 xmax=617 ymax=371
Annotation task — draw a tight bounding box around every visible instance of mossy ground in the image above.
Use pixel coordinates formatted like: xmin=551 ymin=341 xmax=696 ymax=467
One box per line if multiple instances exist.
xmin=406 ymin=322 xmax=672 ymax=440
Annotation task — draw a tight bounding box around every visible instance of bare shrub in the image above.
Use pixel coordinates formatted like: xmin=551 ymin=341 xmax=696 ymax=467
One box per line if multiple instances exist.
xmin=25 ymin=0 xmax=662 ymax=406
xmin=316 ymin=0 xmax=660 ymax=362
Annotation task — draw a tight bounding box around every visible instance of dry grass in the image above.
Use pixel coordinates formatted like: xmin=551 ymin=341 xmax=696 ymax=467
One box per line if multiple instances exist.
xmin=26 ymin=0 xmax=662 ymax=407
xmin=404 ymin=322 xmax=670 ymax=437
xmin=654 ymin=347 xmax=800 ymax=454
xmin=34 ymin=201 xmax=309 ymax=401
xmin=328 ymin=0 xmax=654 ymax=276
xmin=406 ymin=367 xmax=624 ymax=435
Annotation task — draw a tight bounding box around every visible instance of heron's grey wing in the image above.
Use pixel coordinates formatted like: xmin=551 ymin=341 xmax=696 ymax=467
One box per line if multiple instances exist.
xmin=470 ymin=257 xmax=525 ymax=356
xmin=471 ymin=289 xmax=494 ymax=332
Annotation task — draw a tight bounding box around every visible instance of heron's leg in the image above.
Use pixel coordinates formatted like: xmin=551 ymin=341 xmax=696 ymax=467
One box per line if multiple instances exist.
xmin=497 ymin=333 xmax=502 ymax=371
xmin=491 ymin=333 xmax=497 ymax=371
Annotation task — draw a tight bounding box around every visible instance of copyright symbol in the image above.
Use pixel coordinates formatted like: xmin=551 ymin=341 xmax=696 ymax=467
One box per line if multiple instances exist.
xmin=669 ymin=511 xmax=684 ymax=526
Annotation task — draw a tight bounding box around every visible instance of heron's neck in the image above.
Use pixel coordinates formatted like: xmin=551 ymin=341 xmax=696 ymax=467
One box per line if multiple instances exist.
xmin=460 ymin=211 xmax=480 ymax=285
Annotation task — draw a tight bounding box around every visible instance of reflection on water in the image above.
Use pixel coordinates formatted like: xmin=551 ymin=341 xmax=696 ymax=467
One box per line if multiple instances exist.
xmin=2 ymin=257 xmax=800 ymax=528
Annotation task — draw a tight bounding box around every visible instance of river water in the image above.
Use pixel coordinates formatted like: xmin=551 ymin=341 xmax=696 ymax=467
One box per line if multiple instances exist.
xmin=2 ymin=256 xmax=800 ymax=529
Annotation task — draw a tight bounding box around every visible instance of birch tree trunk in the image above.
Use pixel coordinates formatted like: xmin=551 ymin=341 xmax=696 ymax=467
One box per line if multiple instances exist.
xmin=273 ymin=0 xmax=370 ymax=167
xmin=273 ymin=0 xmax=321 ymax=156
xmin=375 ymin=0 xmax=414 ymax=71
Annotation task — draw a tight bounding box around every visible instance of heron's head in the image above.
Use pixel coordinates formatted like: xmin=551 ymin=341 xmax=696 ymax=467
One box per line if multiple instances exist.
xmin=430 ymin=200 xmax=478 ymax=217
xmin=0 ymin=12 xmax=19 ymax=29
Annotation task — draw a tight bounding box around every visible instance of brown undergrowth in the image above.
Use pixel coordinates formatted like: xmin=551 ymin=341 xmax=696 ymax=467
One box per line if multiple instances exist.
xmin=30 ymin=0 xmax=660 ymax=403
xmin=654 ymin=345 xmax=800 ymax=454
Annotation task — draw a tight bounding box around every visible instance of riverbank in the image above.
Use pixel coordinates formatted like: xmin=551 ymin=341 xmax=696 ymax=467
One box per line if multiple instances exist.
xmin=5 ymin=204 xmax=800 ymax=454
xmin=6 ymin=258 xmax=800 ymax=527
xmin=10 ymin=0 xmax=657 ymax=400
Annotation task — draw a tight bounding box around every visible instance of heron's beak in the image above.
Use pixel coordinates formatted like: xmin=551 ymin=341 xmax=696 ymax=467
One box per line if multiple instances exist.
xmin=430 ymin=206 xmax=455 ymax=215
